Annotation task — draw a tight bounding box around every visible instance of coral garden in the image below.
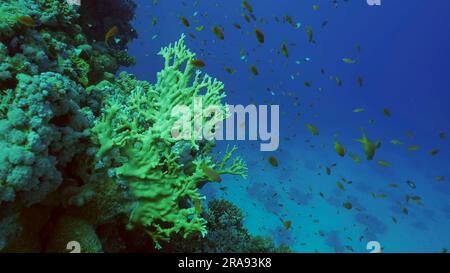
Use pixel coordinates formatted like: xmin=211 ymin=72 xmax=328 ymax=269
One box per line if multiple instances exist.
xmin=0 ymin=0 xmax=287 ymax=252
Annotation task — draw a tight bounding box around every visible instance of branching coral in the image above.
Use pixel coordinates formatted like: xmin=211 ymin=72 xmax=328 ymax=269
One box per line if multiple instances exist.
xmin=91 ymin=35 xmax=247 ymax=249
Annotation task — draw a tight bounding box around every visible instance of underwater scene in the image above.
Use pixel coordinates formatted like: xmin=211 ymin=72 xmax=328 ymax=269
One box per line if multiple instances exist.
xmin=0 ymin=0 xmax=450 ymax=254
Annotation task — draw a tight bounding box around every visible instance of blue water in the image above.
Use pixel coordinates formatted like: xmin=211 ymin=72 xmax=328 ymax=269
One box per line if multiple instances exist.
xmin=123 ymin=0 xmax=450 ymax=253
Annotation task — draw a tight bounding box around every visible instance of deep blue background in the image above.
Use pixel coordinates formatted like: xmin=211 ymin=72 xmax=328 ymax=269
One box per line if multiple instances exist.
xmin=123 ymin=0 xmax=450 ymax=252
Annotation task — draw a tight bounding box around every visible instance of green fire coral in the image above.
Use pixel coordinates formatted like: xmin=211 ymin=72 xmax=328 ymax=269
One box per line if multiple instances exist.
xmin=92 ymin=35 xmax=247 ymax=249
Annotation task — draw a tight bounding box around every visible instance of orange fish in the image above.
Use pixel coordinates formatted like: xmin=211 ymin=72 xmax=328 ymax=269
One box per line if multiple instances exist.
xmin=105 ymin=26 xmax=119 ymax=46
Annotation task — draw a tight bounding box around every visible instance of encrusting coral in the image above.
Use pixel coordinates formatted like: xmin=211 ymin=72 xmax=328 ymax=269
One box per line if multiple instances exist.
xmin=0 ymin=0 xmax=254 ymax=252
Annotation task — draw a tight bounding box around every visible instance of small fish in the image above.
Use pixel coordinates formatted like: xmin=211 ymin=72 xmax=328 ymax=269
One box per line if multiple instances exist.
xmin=439 ymin=131 xmax=446 ymax=140
xmin=195 ymin=25 xmax=204 ymax=31
xmin=306 ymin=123 xmax=319 ymax=136
xmin=224 ymin=67 xmax=236 ymax=74
xmin=326 ymin=167 xmax=331 ymax=176
xmin=202 ymin=165 xmax=222 ymax=182
xmin=343 ymin=202 xmax=352 ymax=210
xmin=390 ymin=139 xmax=404 ymax=145
xmin=349 ymin=153 xmax=361 ymax=164
xmin=356 ymin=129 xmax=381 ymax=160
xmin=383 ymin=108 xmax=391 ymax=117
xmin=191 ymin=59 xmax=206 ymax=68
xmin=193 ymin=199 xmax=203 ymax=214
xmin=407 ymin=145 xmax=420 ymax=152
xmin=283 ymin=220 xmax=292 ymax=230
xmin=255 ymin=28 xmax=265 ymax=44
xmin=233 ymin=23 xmax=241 ymax=29
xmin=342 ymin=58 xmax=357 ymax=64
xmin=337 ymin=181 xmax=346 ymax=191
xmin=377 ymin=160 xmax=391 ymax=167
xmin=267 ymin=156 xmax=279 ymax=167
xmin=388 ymin=183 xmax=398 ymax=188
xmin=105 ymin=26 xmax=119 ymax=45
xmin=305 ymin=27 xmax=314 ymax=43
xmin=213 ymin=26 xmax=225 ymax=40
xmin=180 ymin=16 xmax=190 ymax=27
xmin=435 ymin=176 xmax=445 ymax=182
xmin=334 ymin=141 xmax=346 ymax=157
xmin=371 ymin=192 xmax=387 ymax=199
xmin=313 ymin=4 xmax=320 ymax=11
xmin=242 ymin=0 xmax=253 ymax=13
xmin=357 ymin=76 xmax=363 ymax=87
xmin=429 ymin=148 xmax=439 ymax=156
xmin=353 ymin=108 xmax=365 ymax=113
xmin=411 ymin=195 xmax=422 ymax=204
xmin=406 ymin=180 xmax=417 ymax=189
xmin=250 ymin=65 xmax=259 ymax=76
xmin=16 ymin=15 xmax=37 ymax=27
xmin=402 ymin=207 xmax=409 ymax=215
xmin=281 ymin=42 xmax=289 ymax=58
xmin=284 ymin=15 xmax=294 ymax=25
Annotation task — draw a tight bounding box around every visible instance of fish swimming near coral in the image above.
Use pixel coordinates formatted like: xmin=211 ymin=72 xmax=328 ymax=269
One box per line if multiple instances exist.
xmin=105 ymin=26 xmax=119 ymax=46
xmin=191 ymin=59 xmax=206 ymax=68
xmin=202 ymin=165 xmax=222 ymax=182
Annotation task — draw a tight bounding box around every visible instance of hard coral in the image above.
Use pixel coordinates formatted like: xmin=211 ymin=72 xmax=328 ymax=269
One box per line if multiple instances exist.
xmin=91 ymin=35 xmax=247 ymax=249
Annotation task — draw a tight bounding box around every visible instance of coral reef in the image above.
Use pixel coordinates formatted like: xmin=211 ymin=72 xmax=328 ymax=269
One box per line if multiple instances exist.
xmin=164 ymin=199 xmax=291 ymax=253
xmin=0 ymin=0 xmax=256 ymax=253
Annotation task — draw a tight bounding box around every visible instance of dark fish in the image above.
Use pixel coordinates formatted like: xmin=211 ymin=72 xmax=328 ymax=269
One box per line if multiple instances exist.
xmin=242 ymin=0 xmax=253 ymax=13
xmin=357 ymin=76 xmax=363 ymax=87
xmin=305 ymin=27 xmax=314 ymax=43
xmin=255 ymin=28 xmax=265 ymax=44
xmin=429 ymin=148 xmax=439 ymax=156
xmin=224 ymin=67 xmax=236 ymax=74
xmin=406 ymin=180 xmax=416 ymax=189
xmin=191 ymin=59 xmax=205 ymax=68
xmin=281 ymin=42 xmax=289 ymax=58
xmin=383 ymin=108 xmax=391 ymax=117
xmin=213 ymin=26 xmax=225 ymax=40
xmin=268 ymin=156 xmax=279 ymax=167
xmin=284 ymin=15 xmax=294 ymax=25
xmin=233 ymin=23 xmax=241 ymax=29
xmin=343 ymin=202 xmax=352 ymax=210
xmin=283 ymin=220 xmax=292 ymax=230
xmin=180 ymin=16 xmax=190 ymax=27
xmin=250 ymin=65 xmax=258 ymax=76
